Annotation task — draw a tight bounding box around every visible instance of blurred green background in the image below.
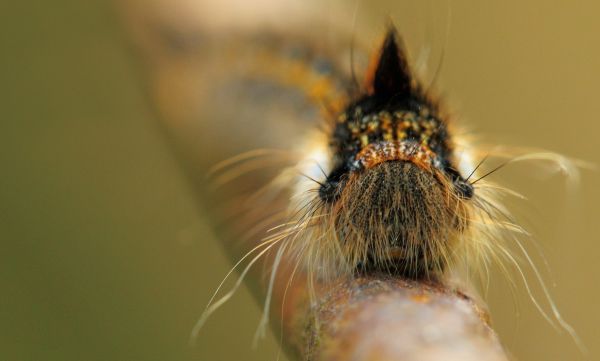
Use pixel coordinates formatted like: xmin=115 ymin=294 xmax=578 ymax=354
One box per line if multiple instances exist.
xmin=1 ymin=1 xmax=599 ymax=361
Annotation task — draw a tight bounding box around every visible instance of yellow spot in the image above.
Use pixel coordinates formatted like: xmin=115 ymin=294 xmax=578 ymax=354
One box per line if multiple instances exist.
xmin=349 ymin=122 xmax=360 ymax=134
xmin=360 ymin=134 xmax=369 ymax=146
xmin=367 ymin=120 xmax=379 ymax=132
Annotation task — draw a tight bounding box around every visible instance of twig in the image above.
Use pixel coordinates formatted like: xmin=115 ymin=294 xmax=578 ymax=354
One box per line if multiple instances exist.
xmin=279 ymin=273 xmax=508 ymax=361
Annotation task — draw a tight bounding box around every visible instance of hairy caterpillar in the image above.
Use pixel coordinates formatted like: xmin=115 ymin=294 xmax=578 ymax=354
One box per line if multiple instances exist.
xmin=184 ymin=16 xmax=584 ymax=355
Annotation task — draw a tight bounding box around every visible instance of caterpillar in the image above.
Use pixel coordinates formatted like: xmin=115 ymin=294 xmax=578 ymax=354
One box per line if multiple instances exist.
xmin=183 ymin=16 xmax=584 ymax=356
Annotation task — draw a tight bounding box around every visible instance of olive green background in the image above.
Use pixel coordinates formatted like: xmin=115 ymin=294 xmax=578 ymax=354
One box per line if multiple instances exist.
xmin=1 ymin=1 xmax=599 ymax=360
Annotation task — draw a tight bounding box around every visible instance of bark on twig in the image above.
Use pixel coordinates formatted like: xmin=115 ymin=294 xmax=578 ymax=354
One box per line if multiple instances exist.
xmin=280 ymin=274 xmax=508 ymax=361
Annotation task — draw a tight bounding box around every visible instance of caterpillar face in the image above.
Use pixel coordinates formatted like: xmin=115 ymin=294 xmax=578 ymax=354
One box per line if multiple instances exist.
xmin=316 ymin=28 xmax=473 ymax=277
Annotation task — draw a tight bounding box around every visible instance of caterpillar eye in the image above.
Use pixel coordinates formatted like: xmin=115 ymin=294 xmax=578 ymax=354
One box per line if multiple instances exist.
xmin=444 ymin=166 xmax=474 ymax=199
xmin=319 ymin=180 xmax=341 ymax=203
xmin=454 ymin=178 xmax=474 ymax=199
xmin=319 ymin=165 xmax=348 ymax=203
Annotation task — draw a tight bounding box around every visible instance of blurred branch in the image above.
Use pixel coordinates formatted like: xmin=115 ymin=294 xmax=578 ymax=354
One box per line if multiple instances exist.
xmin=280 ymin=273 xmax=508 ymax=361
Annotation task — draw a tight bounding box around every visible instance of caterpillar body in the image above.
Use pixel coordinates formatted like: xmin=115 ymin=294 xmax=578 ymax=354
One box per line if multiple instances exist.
xmin=187 ymin=20 xmax=582 ymax=353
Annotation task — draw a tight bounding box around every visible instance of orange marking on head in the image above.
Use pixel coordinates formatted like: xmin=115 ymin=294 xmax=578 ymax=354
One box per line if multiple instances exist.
xmin=355 ymin=141 xmax=436 ymax=171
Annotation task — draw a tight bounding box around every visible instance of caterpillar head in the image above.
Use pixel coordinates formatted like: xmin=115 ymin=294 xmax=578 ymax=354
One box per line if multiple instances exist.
xmin=316 ymin=27 xmax=474 ymax=278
